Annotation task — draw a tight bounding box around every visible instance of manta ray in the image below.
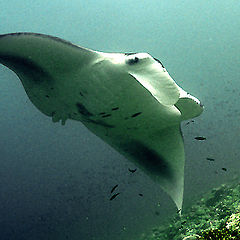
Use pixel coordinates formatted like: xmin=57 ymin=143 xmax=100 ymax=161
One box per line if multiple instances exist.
xmin=0 ymin=33 xmax=203 ymax=212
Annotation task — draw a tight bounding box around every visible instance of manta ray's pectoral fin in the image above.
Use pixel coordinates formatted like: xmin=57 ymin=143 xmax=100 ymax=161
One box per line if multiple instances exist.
xmin=120 ymin=124 xmax=185 ymax=212
xmin=0 ymin=32 xmax=97 ymax=79
xmin=151 ymin=125 xmax=185 ymax=213
xmin=0 ymin=33 xmax=99 ymax=122
xmin=0 ymin=32 xmax=203 ymax=213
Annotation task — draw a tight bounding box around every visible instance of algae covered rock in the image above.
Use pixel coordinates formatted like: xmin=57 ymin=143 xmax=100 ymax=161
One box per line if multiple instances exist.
xmin=226 ymin=212 xmax=240 ymax=231
xmin=140 ymin=178 xmax=240 ymax=240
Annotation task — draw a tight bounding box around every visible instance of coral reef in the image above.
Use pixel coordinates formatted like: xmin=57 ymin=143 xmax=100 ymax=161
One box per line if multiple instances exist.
xmin=140 ymin=178 xmax=240 ymax=240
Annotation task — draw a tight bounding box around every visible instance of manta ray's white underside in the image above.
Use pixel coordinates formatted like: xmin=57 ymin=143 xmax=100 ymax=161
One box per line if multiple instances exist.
xmin=0 ymin=33 xmax=203 ymax=212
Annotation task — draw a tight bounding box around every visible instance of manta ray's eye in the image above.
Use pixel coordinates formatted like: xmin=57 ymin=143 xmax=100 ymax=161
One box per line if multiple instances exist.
xmin=127 ymin=56 xmax=139 ymax=65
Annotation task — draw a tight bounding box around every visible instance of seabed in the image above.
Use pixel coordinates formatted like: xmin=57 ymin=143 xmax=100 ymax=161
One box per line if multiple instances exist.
xmin=140 ymin=177 xmax=240 ymax=240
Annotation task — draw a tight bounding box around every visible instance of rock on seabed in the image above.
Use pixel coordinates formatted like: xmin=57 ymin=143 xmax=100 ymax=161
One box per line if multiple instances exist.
xmin=141 ymin=177 xmax=240 ymax=240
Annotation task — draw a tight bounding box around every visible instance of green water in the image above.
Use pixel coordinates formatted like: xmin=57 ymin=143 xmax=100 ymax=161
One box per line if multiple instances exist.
xmin=0 ymin=1 xmax=239 ymax=239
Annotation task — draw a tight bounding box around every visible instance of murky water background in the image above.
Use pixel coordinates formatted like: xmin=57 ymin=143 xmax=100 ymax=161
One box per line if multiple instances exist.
xmin=0 ymin=1 xmax=239 ymax=239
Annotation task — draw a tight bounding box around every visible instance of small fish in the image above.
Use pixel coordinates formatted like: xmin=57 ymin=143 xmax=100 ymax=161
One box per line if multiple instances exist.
xmin=177 ymin=208 xmax=182 ymax=214
xmin=110 ymin=184 xmax=118 ymax=193
xmin=138 ymin=193 xmax=143 ymax=197
xmin=185 ymin=120 xmax=195 ymax=125
xmin=128 ymin=168 xmax=137 ymax=173
xmin=195 ymin=136 xmax=206 ymax=141
xmin=155 ymin=211 xmax=160 ymax=216
xmin=206 ymin=157 xmax=215 ymax=161
xmin=222 ymin=168 xmax=227 ymax=171
xmin=110 ymin=193 xmax=120 ymax=201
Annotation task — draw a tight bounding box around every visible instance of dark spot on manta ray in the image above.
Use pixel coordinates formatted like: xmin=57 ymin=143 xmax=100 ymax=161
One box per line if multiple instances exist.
xmin=79 ymin=91 xmax=84 ymax=97
xmin=222 ymin=167 xmax=227 ymax=172
xmin=110 ymin=184 xmax=118 ymax=193
xmin=45 ymin=95 xmax=49 ymax=98
xmin=195 ymin=136 xmax=206 ymax=141
xmin=76 ymin=102 xmax=93 ymax=117
xmin=110 ymin=193 xmax=120 ymax=201
xmin=139 ymin=193 xmax=143 ymax=197
xmin=112 ymin=107 xmax=119 ymax=111
xmin=50 ymin=87 xmax=54 ymax=90
xmin=131 ymin=112 xmax=142 ymax=118
xmin=123 ymin=140 xmax=171 ymax=177
xmin=102 ymin=114 xmax=111 ymax=118
xmin=99 ymin=112 xmax=106 ymax=115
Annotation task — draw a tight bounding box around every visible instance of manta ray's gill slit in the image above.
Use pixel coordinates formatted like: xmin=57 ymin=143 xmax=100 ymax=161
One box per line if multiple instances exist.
xmin=98 ymin=107 xmax=119 ymax=115
xmin=123 ymin=112 xmax=143 ymax=120
xmin=101 ymin=114 xmax=111 ymax=118
xmin=97 ymin=107 xmax=119 ymax=117
xmin=131 ymin=112 xmax=142 ymax=118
